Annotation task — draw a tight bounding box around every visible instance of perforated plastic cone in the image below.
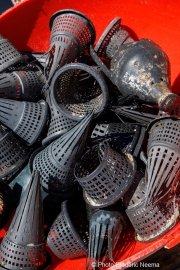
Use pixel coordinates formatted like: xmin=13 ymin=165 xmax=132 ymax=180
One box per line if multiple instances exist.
xmin=112 ymin=104 xmax=167 ymax=125
xmin=87 ymin=210 xmax=125 ymax=270
xmin=0 ymin=70 xmax=44 ymax=101
xmin=45 ymin=9 xmax=96 ymax=82
xmin=0 ymin=35 xmax=24 ymax=73
xmin=90 ymin=39 xmax=180 ymax=112
xmin=94 ymin=17 xmax=134 ymax=59
xmin=47 ymin=200 xmax=88 ymax=260
xmin=75 ymin=142 xmax=137 ymax=207
xmin=0 ymin=171 xmax=47 ymax=270
xmin=42 ymin=91 xmax=77 ymax=146
xmin=33 ymin=112 xmax=93 ymax=195
xmin=0 ymin=98 xmax=48 ymax=146
xmin=125 ymin=177 xmax=179 ymax=242
xmin=145 ymin=117 xmax=180 ymax=205
xmin=0 ymin=124 xmax=30 ymax=181
xmin=50 ymin=63 xmax=108 ymax=121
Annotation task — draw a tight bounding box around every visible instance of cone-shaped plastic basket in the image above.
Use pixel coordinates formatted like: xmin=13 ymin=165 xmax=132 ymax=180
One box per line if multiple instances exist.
xmin=0 ymin=69 xmax=44 ymax=101
xmin=125 ymin=177 xmax=179 ymax=242
xmin=50 ymin=63 xmax=108 ymax=121
xmin=75 ymin=142 xmax=137 ymax=207
xmin=0 ymin=171 xmax=48 ymax=270
xmin=47 ymin=200 xmax=88 ymax=260
xmin=42 ymin=91 xmax=77 ymax=146
xmin=88 ymin=122 xmax=145 ymax=157
xmin=90 ymin=39 xmax=180 ymax=112
xmin=145 ymin=117 xmax=180 ymax=205
xmin=0 ymin=98 xmax=49 ymax=146
xmin=0 ymin=181 xmax=14 ymax=230
xmin=0 ymin=124 xmax=30 ymax=181
xmin=94 ymin=17 xmax=134 ymax=59
xmin=33 ymin=113 xmax=92 ymax=195
xmin=45 ymin=9 xmax=96 ymax=81
xmin=0 ymin=35 xmax=25 ymax=73
xmin=87 ymin=210 xmax=125 ymax=270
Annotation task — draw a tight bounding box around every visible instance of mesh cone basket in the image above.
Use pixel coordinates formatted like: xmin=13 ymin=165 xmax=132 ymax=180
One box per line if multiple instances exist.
xmin=33 ymin=113 xmax=93 ymax=195
xmin=125 ymin=178 xmax=179 ymax=242
xmin=42 ymin=92 xmax=77 ymax=146
xmin=45 ymin=9 xmax=96 ymax=81
xmin=0 ymin=171 xmax=48 ymax=270
xmin=0 ymin=181 xmax=14 ymax=230
xmin=0 ymin=98 xmax=48 ymax=146
xmin=0 ymin=35 xmax=24 ymax=73
xmin=88 ymin=122 xmax=145 ymax=157
xmin=0 ymin=124 xmax=30 ymax=181
xmin=47 ymin=200 xmax=88 ymax=260
xmin=50 ymin=63 xmax=108 ymax=121
xmin=145 ymin=117 xmax=180 ymax=205
xmin=87 ymin=210 xmax=125 ymax=270
xmin=112 ymin=104 xmax=167 ymax=126
xmin=94 ymin=17 xmax=134 ymax=59
xmin=0 ymin=70 xmax=44 ymax=101
xmin=90 ymin=39 xmax=180 ymax=112
xmin=75 ymin=142 xmax=137 ymax=208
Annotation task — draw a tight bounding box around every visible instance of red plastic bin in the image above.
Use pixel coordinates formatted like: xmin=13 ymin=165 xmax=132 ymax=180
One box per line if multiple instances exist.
xmin=1 ymin=0 xmax=180 ymax=269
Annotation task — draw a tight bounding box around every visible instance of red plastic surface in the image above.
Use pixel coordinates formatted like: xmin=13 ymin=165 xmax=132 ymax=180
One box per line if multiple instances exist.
xmin=1 ymin=0 xmax=180 ymax=269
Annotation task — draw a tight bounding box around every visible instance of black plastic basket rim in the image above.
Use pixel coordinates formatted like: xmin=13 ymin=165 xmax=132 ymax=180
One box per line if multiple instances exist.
xmin=49 ymin=9 xmax=96 ymax=45
xmin=47 ymin=200 xmax=88 ymax=252
xmin=94 ymin=17 xmax=121 ymax=53
xmin=30 ymin=147 xmax=78 ymax=196
xmin=51 ymin=63 xmax=109 ymax=121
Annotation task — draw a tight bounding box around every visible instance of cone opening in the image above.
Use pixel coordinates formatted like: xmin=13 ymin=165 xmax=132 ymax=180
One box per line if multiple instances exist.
xmin=52 ymin=63 xmax=108 ymax=120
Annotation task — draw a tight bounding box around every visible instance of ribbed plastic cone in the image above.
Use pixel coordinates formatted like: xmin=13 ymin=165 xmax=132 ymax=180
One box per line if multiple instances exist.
xmin=90 ymin=39 xmax=180 ymax=112
xmin=87 ymin=210 xmax=125 ymax=270
xmin=45 ymin=9 xmax=96 ymax=82
xmin=125 ymin=177 xmax=179 ymax=242
xmin=33 ymin=112 xmax=93 ymax=194
xmin=112 ymin=104 xmax=168 ymax=125
xmin=42 ymin=91 xmax=77 ymax=146
xmin=94 ymin=17 xmax=134 ymax=59
xmin=0 ymin=70 xmax=44 ymax=101
xmin=0 ymin=124 xmax=30 ymax=181
xmin=0 ymin=171 xmax=47 ymax=270
xmin=50 ymin=63 xmax=108 ymax=121
xmin=0 ymin=98 xmax=48 ymax=146
xmin=145 ymin=117 xmax=180 ymax=205
xmin=0 ymin=35 xmax=24 ymax=73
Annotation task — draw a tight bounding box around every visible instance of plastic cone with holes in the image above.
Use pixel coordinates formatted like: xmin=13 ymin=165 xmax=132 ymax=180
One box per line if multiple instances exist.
xmin=0 ymin=171 xmax=48 ymax=270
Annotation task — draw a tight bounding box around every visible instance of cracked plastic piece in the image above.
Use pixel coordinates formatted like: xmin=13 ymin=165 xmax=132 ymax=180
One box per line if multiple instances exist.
xmin=50 ymin=63 xmax=108 ymax=121
xmin=87 ymin=210 xmax=126 ymax=270
xmin=90 ymin=39 xmax=180 ymax=112
xmin=33 ymin=113 xmax=93 ymax=195
xmin=88 ymin=122 xmax=145 ymax=157
xmin=0 ymin=124 xmax=30 ymax=181
xmin=125 ymin=178 xmax=179 ymax=242
xmin=0 ymin=98 xmax=49 ymax=146
xmin=145 ymin=117 xmax=180 ymax=205
xmin=75 ymin=142 xmax=136 ymax=207
xmin=0 ymin=171 xmax=48 ymax=270
xmin=45 ymin=9 xmax=96 ymax=82
xmin=47 ymin=200 xmax=88 ymax=260
xmin=0 ymin=34 xmax=24 ymax=73
xmin=94 ymin=17 xmax=134 ymax=59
